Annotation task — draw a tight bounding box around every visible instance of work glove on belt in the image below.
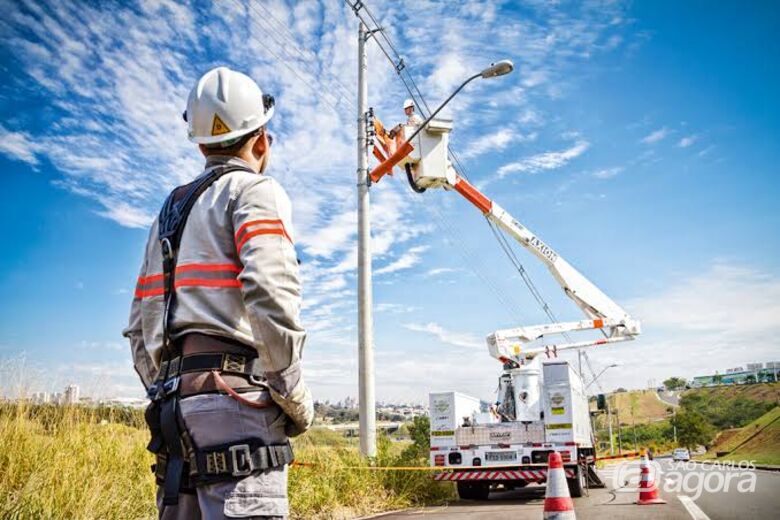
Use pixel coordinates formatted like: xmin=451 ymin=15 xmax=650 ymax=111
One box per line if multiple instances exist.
xmin=266 ymin=361 xmax=314 ymax=437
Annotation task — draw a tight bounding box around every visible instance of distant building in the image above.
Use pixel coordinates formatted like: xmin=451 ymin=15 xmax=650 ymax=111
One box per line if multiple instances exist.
xmin=691 ymin=364 xmax=779 ymax=387
xmin=31 ymin=392 xmax=50 ymax=404
xmin=51 ymin=392 xmax=63 ymax=404
xmin=63 ymin=384 xmax=80 ymax=405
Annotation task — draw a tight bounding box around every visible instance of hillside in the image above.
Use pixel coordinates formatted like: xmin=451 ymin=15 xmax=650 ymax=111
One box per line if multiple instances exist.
xmin=704 ymin=406 xmax=780 ymax=465
xmin=611 ymin=389 xmax=672 ymax=424
xmin=679 ymin=382 xmax=779 ymax=430
xmin=684 ymin=382 xmax=780 ymax=404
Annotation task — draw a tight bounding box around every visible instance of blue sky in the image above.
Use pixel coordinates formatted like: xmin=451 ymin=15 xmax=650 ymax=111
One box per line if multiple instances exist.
xmin=0 ymin=0 xmax=778 ymax=402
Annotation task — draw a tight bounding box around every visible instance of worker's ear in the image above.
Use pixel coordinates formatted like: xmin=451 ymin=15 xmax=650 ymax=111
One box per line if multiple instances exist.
xmin=198 ymin=144 xmax=209 ymax=157
xmin=251 ymin=132 xmax=267 ymax=159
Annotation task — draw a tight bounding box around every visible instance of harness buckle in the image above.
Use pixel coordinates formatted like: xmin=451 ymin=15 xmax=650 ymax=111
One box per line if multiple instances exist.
xmin=147 ymin=382 xmax=161 ymax=401
xmin=160 ymin=237 xmax=174 ymax=260
xmin=222 ymin=354 xmax=246 ymax=373
xmin=229 ymin=444 xmax=254 ymax=476
xmin=162 ymin=376 xmax=180 ymax=396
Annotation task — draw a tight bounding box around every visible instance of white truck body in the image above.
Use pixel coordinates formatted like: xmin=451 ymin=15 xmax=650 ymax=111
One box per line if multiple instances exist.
xmin=429 ymin=359 xmax=594 ymax=492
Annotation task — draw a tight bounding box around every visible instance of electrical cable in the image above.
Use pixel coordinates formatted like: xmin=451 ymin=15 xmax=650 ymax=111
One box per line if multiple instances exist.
xmin=344 ymin=0 xmax=561 ymax=328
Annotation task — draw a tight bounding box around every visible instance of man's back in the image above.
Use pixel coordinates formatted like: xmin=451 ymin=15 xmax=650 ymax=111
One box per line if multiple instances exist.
xmin=129 ymin=155 xmax=303 ymax=383
xmin=124 ymin=66 xmax=313 ymax=520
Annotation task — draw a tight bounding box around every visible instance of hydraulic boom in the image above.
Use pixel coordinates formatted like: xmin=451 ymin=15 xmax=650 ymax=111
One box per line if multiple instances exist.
xmin=370 ymin=117 xmax=641 ymax=363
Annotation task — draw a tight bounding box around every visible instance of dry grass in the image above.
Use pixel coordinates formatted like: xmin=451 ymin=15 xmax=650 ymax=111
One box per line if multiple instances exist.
xmin=611 ymin=390 xmax=671 ymax=424
xmin=0 ymin=403 xmax=453 ymax=519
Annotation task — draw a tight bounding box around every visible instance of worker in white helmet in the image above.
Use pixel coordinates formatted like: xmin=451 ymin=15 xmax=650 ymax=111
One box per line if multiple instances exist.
xmin=403 ymin=98 xmax=423 ymax=126
xmin=389 ymin=98 xmax=424 ymax=139
xmin=123 ymin=66 xmax=313 ymax=519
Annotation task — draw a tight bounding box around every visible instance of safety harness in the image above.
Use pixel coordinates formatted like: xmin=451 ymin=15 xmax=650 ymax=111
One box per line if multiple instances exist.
xmin=145 ymin=164 xmax=293 ymax=506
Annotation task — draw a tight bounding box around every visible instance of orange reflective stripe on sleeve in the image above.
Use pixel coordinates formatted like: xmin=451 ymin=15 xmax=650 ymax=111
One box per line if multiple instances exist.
xmin=234 ymin=219 xmax=292 ymax=253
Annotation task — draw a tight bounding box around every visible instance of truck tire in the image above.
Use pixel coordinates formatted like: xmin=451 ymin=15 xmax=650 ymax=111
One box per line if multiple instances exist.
xmin=456 ymin=481 xmax=490 ymax=501
xmin=566 ymin=466 xmax=585 ymax=498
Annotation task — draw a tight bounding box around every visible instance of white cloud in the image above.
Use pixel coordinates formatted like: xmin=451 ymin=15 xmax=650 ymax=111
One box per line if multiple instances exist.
xmin=497 ymin=140 xmax=590 ymax=177
xmin=462 ymin=129 xmax=537 ymax=159
xmin=426 ymin=267 xmax=460 ymax=277
xmin=375 ymin=303 xmax=417 ymax=314
xmin=677 ymin=135 xmax=697 ymax=148
xmin=589 ymin=262 xmax=780 ymax=392
xmin=375 ymin=245 xmax=429 ymax=275
xmin=404 ymin=322 xmax=484 ymax=349
xmin=629 ymin=263 xmax=780 ymax=337
xmin=592 ymin=166 xmax=623 ymax=179
xmin=641 ymin=127 xmax=669 ymax=144
xmin=0 ymin=124 xmax=42 ymax=165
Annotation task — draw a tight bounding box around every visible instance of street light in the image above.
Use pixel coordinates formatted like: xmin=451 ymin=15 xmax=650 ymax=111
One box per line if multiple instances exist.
xmin=405 ymin=59 xmax=514 ymax=144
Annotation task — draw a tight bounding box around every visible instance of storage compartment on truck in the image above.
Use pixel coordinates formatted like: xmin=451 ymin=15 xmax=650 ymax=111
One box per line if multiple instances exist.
xmin=455 ymin=421 xmax=545 ymax=446
xmin=542 ymin=361 xmax=592 ymax=446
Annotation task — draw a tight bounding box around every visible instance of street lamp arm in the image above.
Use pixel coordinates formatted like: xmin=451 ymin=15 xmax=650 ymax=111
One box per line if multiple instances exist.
xmin=405 ymin=72 xmax=482 ymax=143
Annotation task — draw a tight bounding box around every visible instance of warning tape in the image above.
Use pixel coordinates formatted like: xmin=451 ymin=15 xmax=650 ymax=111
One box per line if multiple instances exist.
xmin=291 ymin=462 xmax=564 ymax=472
xmin=596 ymin=451 xmax=640 ymax=461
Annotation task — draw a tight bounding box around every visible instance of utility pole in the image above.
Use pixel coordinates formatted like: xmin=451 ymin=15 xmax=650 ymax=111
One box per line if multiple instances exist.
xmin=356 ymin=21 xmax=376 ymax=458
xmin=607 ymin=398 xmax=615 ymax=455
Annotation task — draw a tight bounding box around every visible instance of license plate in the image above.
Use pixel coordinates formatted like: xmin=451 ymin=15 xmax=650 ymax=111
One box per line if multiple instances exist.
xmin=485 ymin=451 xmax=517 ymax=462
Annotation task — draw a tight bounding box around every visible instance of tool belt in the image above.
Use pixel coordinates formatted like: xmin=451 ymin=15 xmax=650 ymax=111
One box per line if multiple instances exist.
xmin=153 ymin=438 xmax=294 ymax=487
xmin=146 ymin=333 xmax=294 ymax=499
xmin=177 ymin=333 xmax=266 ymax=398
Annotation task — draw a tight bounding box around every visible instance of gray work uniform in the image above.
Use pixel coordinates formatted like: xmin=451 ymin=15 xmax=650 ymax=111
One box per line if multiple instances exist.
xmin=123 ymin=155 xmax=306 ymax=519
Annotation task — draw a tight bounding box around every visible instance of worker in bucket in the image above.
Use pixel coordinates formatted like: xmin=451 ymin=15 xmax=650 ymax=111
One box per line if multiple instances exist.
xmin=123 ymin=66 xmax=313 ymax=519
xmin=389 ymin=98 xmax=424 ymax=138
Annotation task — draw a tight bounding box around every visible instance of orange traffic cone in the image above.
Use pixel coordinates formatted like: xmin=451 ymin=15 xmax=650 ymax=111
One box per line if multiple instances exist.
xmin=636 ymin=453 xmax=666 ymax=505
xmin=543 ymin=452 xmax=576 ymax=519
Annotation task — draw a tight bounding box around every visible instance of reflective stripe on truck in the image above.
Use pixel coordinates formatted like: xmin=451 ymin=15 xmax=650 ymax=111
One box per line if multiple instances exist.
xmin=433 ymin=468 xmax=575 ymax=481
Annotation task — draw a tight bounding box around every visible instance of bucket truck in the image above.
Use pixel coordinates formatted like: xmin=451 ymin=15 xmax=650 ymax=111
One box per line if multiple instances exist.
xmin=370 ymin=116 xmax=641 ymax=500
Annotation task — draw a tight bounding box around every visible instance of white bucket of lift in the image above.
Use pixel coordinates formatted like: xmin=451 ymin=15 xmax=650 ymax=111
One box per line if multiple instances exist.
xmin=399 ymin=118 xmax=454 ymax=189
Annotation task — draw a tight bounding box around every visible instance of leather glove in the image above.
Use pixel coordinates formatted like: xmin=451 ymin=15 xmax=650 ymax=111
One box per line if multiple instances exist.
xmin=266 ymin=361 xmax=314 ymax=437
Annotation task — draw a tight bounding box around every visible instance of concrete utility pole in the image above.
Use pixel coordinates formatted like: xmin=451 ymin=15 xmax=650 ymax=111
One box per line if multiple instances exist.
xmin=356 ymin=22 xmax=376 ymax=458
xmin=607 ymin=399 xmax=615 ymax=455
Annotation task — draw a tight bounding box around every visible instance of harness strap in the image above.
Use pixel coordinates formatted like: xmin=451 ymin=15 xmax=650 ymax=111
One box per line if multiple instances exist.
xmin=160 ymin=397 xmax=185 ymax=505
xmin=194 ymin=439 xmax=294 ymax=484
xmin=155 ymin=439 xmax=293 ymax=487
xmin=180 ymin=352 xmax=262 ymax=378
xmin=149 ymin=163 xmax=256 ymax=505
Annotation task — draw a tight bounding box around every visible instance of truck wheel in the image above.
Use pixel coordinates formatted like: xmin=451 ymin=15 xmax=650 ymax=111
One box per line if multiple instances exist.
xmin=457 ymin=481 xmax=490 ymax=501
xmin=566 ymin=466 xmax=585 ymax=498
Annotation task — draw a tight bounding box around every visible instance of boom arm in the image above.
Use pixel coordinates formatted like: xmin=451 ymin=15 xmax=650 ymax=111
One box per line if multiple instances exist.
xmin=369 ymin=118 xmax=640 ymax=363
xmin=453 ymin=174 xmax=641 ymax=361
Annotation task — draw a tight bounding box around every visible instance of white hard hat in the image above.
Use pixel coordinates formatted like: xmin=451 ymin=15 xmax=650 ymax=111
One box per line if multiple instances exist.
xmin=403 ymin=98 xmax=415 ymax=109
xmin=184 ymin=67 xmax=274 ymax=145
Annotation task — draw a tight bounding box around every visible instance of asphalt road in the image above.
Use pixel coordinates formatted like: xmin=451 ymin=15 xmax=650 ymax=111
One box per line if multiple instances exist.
xmin=656 ymin=389 xmax=680 ymax=406
xmin=366 ymin=458 xmax=780 ymax=520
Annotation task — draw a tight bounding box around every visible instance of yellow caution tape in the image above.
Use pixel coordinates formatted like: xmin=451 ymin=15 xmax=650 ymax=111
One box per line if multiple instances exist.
xmin=291 ymin=462 xmax=546 ymax=471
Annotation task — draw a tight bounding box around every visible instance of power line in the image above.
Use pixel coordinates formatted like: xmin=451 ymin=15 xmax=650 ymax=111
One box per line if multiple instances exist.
xmin=246 ymin=1 xmax=356 ymax=103
xmin=228 ymin=0 xmax=347 ymax=115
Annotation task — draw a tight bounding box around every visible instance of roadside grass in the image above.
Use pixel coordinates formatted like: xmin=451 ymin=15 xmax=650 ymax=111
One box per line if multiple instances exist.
xmin=700 ymin=406 xmax=780 ymax=465
xmin=0 ymin=402 xmax=155 ymax=519
xmin=0 ymin=403 xmax=453 ymax=519
xmin=610 ymin=389 xmax=671 ymax=423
